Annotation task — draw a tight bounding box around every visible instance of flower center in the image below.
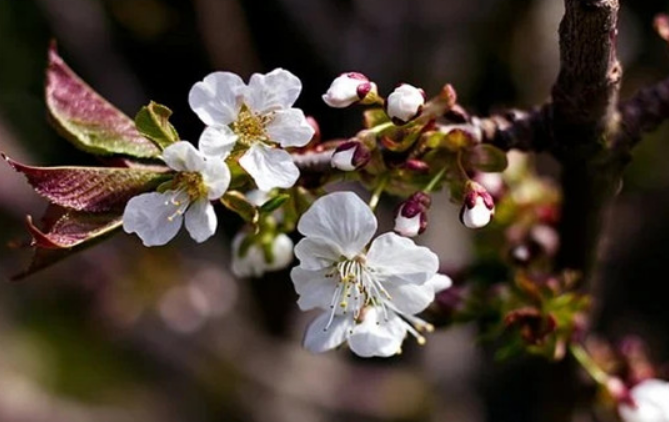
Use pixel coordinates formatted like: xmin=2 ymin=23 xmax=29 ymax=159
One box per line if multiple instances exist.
xmin=172 ymin=171 xmax=207 ymax=200
xmin=163 ymin=172 xmax=207 ymax=222
xmin=323 ymin=255 xmax=392 ymax=330
xmin=231 ymin=106 xmax=272 ymax=146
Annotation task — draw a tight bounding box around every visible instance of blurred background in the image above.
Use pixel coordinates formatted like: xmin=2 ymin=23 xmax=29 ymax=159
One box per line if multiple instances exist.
xmin=1 ymin=0 xmax=669 ymax=421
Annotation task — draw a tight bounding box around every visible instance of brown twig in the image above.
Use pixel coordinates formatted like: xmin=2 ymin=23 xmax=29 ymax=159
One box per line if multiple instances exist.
xmin=619 ymin=77 xmax=669 ymax=146
xmin=475 ymin=105 xmax=553 ymax=152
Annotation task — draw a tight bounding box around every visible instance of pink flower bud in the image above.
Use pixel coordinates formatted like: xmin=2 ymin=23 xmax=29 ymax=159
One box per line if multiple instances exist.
xmin=385 ymin=83 xmax=426 ymax=124
xmin=394 ymin=192 xmax=431 ymax=237
xmin=330 ymin=140 xmax=371 ymax=171
xmin=459 ymin=182 xmax=495 ymax=229
xmin=322 ymin=72 xmax=375 ymax=108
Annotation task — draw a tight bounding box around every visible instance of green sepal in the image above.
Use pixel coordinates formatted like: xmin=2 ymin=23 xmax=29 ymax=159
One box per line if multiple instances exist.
xmin=363 ymin=108 xmax=391 ymax=129
xmin=221 ymin=191 xmax=259 ymax=226
xmin=134 ymin=101 xmax=180 ymax=150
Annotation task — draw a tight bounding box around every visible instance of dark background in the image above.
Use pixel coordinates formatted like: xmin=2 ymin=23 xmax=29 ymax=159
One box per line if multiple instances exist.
xmin=1 ymin=1 xmax=669 ymax=421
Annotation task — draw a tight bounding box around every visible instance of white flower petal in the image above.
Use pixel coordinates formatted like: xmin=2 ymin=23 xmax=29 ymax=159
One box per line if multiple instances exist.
xmin=303 ymin=312 xmax=353 ymax=354
xmin=294 ymin=237 xmax=342 ymax=270
xmin=189 ymin=71 xmax=245 ymax=127
xmin=231 ymin=232 xmax=264 ymax=278
xmin=245 ymin=68 xmax=302 ymax=114
xmin=426 ymin=274 xmax=453 ymax=294
xmin=348 ymin=308 xmax=406 ymax=357
xmin=291 ymin=266 xmax=337 ymax=311
xmin=331 ymin=147 xmax=357 ymax=171
xmin=265 ymin=108 xmax=314 ymax=148
xmin=232 ymin=233 xmax=295 ymax=278
xmin=366 ymin=232 xmax=438 ymax=284
xmin=123 ymin=192 xmax=183 ymax=246
xmin=297 ymin=191 xmax=377 ymax=258
xmin=462 ymin=196 xmax=494 ymax=229
xmin=184 ymin=198 xmax=217 ymax=243
xmin=245 ymin=189 xmax=271 ymax=207
xmin=201 ymin=158 xmax=231 ymax=200
xmin=322 ymin=73 xmax=368 ymax=108
xmin=386 ymin=84 xmax=425 ymax=124
xmin=162 ymin=141 xmax=205 ymax=172
xmin=198 ymin=126 xmax=238 ymax=159
xmin=394 ymin=209 xmax=422 ymax=237
xmin=266 ymin=233 xmax=295 ymax=271
xmin=620 ymin=379 xmax=669 ymax=422
xmin=231 ymin=232 xmax=262 ymax=278
xmin=239 ymin=143 xmax=300 ymax=191
xmin=384 ymin=283 xmax=436 ymax=315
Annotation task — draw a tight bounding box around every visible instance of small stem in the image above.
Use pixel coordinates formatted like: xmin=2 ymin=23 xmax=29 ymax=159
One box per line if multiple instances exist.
xmin=423 ymin=166 xmax=448 ymax=193
xmin=455 ymin=150 xmax=469 ymax=180
xmin=369 ymin=174 xmax=389 ymax=211
xmin=570 ymin=344 xmax=610 ymax=386
xmin=368 ymin=121 xmax=395 ymax=136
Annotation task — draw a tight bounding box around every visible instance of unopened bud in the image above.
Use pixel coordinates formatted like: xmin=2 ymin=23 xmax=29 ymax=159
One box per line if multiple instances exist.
xmin=385 ymin=83 xmax=426 ymax=125
xmin=330 ymin=140 xmax=371 ymax=171
xmin=459 ymin=182 xmax=495 ymax=229
xmin=394 ymin=192 xmax=431 ymax=237
xmin=322 ymin=72 xmax=376 ymax=108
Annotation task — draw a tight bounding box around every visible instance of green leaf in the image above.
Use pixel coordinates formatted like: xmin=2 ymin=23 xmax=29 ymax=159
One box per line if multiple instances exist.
xmin=466 ymin=144 xmax=509 ymax=173
xmin=4 ymin=154 xmax=171 ymax=212
xmin=134 ymin=101 xmax=180 ymax=150
xmin=12 ymin=206 xmax=123 ymax=281
xmin=259 ymin=194 xmax=290 ymax=214
xmin=46 ymin=44 xmax=162 ymax=158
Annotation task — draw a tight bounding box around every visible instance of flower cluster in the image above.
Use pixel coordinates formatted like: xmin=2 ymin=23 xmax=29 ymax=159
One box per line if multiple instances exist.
xmin=6 ymin=51 xmax=492 ymax=362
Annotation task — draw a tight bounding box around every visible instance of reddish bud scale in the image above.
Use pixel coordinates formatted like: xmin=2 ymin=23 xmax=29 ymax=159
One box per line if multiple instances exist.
xmin=356 ymin=82 xmax=372 ymax=99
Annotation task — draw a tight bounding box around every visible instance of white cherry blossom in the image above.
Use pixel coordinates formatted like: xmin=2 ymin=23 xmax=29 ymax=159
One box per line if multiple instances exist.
xmin=291 ymin=191 xmax=443 ymax=357
xmin=619 ymin=379 xmax=669 ymax=422
xmin=189 ymin=69 xmax=314 ymax=191
xmin=231 ymin=232 xmax=294 ymax=278
xmin=123 ymin=141 xmax=230 ymax=246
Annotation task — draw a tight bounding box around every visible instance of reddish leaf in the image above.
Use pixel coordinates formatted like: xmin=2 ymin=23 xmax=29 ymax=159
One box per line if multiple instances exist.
xmin=4 ymin=154 xmax=171 ymax=212
xmin=11 ymin=206 xmax=123 ymax=280
xmin=46 ymin=44 xmax=162 ymax=158
xmin=26 ymin=211 xmax=121 ymax=249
